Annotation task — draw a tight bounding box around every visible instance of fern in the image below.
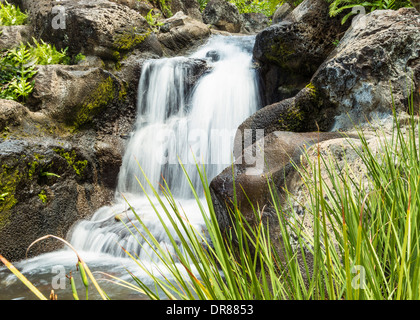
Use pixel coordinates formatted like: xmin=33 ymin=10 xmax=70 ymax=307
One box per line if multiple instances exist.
xmin=0 ymin=1 xmax=27 ymax=26
xmin=327 ymin=0 xmax=413 ymax=24
xmin=0 ymin=40 xmax=71 ymax=101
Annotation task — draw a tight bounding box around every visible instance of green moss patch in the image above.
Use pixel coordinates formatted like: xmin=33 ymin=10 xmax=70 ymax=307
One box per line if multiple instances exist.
xmin=71 ymin=76 xmax=116 ymax=130
xmin=114 ymin=29 xmax=151 ymax=52
xmin=0 ymin=164 xmax=22 ymax=229
xmin=278 ymin=104 xmax=305 ymax=132
xmin=53 ymin=148 xmax=88 ymax=176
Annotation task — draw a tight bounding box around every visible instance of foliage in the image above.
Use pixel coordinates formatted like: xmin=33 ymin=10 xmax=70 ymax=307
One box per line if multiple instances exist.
xmin=103 ymin=93 xmax=420 ymax=300
xmin=73 ymin=53 xmax=86 ymax=64
xmin=229 ymin=0 xmax=283 ymax=16
xmin=0 ymin=40 xmax=70 ymax=101
xmin=0 ymin=1 xmax=27 ymax=26
xmin=150 ymin=0 xmax=173 ymax=17
xmin=145 ymin=9 xmax=164 ymax=33
xmin=0 ymin=44 xmax=37 ymax=100
xmin=29 ymin=38 xmax=70 ymax=65
xmin=327 ymin=0 xmax=413 ymax=24
xmin=2 ymin=93 xmax=419 ymax=300
xmin=38 ymin=190 xmax=47 ymax=204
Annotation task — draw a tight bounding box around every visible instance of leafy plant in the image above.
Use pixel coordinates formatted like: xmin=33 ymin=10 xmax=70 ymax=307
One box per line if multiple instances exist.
xmin=229 ymin=0 xmax=283 ymax=16
xmin=145 ymin=9 xmax=164 ymax=33
xmin=0 ymin=1 xmax=27 ymax=26
xmin=73 ymin=53 xmax=86 ymax=64
xmin=327 ymin=0 xmax=413 ymax=24
xmin=28 ymin=38 xmax=70 ymax=65
xmin=0 ymin=39 xmax=71 ymax=101
xmin=38 ymin=190 xmax=47 ymax=204
xmin=0 ymin=43 xmax=37 ymax=100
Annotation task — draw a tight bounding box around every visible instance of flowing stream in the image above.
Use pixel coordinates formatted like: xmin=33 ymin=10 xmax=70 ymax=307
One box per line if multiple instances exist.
xmin=0 ymin=35 xmax=261 ymax=300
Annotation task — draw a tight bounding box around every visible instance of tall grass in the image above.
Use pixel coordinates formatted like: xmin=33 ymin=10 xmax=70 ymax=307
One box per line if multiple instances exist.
xmin=1 ymin=97 xmax=419 ymax=300
xmin=106 ymin=96 xmax=420 ymax=300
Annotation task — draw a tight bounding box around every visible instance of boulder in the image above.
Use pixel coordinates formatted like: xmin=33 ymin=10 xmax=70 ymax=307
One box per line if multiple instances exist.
xmin=235 ymin=87 xmax=336 ymax=153
xmin=26 ymin=0 xmax=151 ymax=61
xmin=0 ymin=100 xmax=29 ymax=132
xmin=241 ymin=12 xmax=270 ymax=34
xmin=28 ymin=65 xmax=127 ymax=131
xmin=271 ymin=3 xmax=292 ymax=24
xmin=253 ymin=0 xmax=350 ymax=105
xmin=209 ymin=130 xmax=351 ymax=271
xmin=158 ymin=11 xmax=211 ymax=54
xmin=0 ymin=136 xmax=117 ymax=261
xmin=312 ymin=8 xmax=420 ymax=130
xmin=202 ymin=0 xmax=244 ymax=33
xmin=171 ymin=0 xmax=203 ymax=21
xmin=0 ymin=25 xmax=31 ymax=50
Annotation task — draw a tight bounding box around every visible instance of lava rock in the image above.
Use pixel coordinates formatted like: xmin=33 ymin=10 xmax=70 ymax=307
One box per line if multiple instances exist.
xmin=253 ymin=0 xmax=350 ymax=105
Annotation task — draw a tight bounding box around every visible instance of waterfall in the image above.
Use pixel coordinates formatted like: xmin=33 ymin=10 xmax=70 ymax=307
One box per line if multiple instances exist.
xmin=0 ymin=35 xmax=261 ymax=299
xmin=69 ymin=35 xmax=261 ymax=257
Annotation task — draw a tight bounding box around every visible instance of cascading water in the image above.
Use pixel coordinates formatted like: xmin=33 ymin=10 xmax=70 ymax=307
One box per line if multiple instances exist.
xmin=0 ymin=35 xmax=261 ymax=299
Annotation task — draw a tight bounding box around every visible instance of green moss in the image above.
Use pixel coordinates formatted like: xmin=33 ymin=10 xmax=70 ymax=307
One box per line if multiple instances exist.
xmin=1 ymin=126 xmax=10 ymax=140
xmin=38 ymin=190 xmax=47 ymax=204
xmin=54 ymin=148 xmax=88 ymax=176
xmin=0 ymin=164 xmax=21 ymax=229
xmin=71 ymin=76 xmax=116 ymax=130
xmin=278 ymin=104 xmax=305 ymax=132
xmin=265 ymin=40 xmax=294 ymax=68
xmin=305 ymin=82 xmax=318 ymax=99
xmin=114 ymin=29 xmax=151 ymax=52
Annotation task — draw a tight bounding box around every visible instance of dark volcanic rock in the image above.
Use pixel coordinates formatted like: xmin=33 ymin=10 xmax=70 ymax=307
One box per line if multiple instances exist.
xmin=241 ymin=12 xmax=270 ymax=34
xmin=312 ymin=8 xmax=420 ymax=130
xmin=253 ymin=0 xmax=350 ymax=105
xmin=0 ymin=135 xmax=117 ymax=261
xmin=25 ymin=0 xmax=151 ymax=61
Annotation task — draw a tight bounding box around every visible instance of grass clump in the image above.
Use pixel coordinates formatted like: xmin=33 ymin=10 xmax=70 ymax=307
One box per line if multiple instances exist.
xmin=2 ymin=93 xmax=419 ymax=300
xmin=104 ymin=95 xmax=420 ymax=300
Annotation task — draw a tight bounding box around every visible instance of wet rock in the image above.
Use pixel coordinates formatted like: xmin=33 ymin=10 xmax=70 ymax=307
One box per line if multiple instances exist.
xmin=205 ymin=50 xmax=220 ymax=62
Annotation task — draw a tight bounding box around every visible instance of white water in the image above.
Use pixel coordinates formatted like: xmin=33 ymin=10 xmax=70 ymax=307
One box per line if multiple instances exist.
xmin=0 ymin=35 xmax=261 ymax=300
